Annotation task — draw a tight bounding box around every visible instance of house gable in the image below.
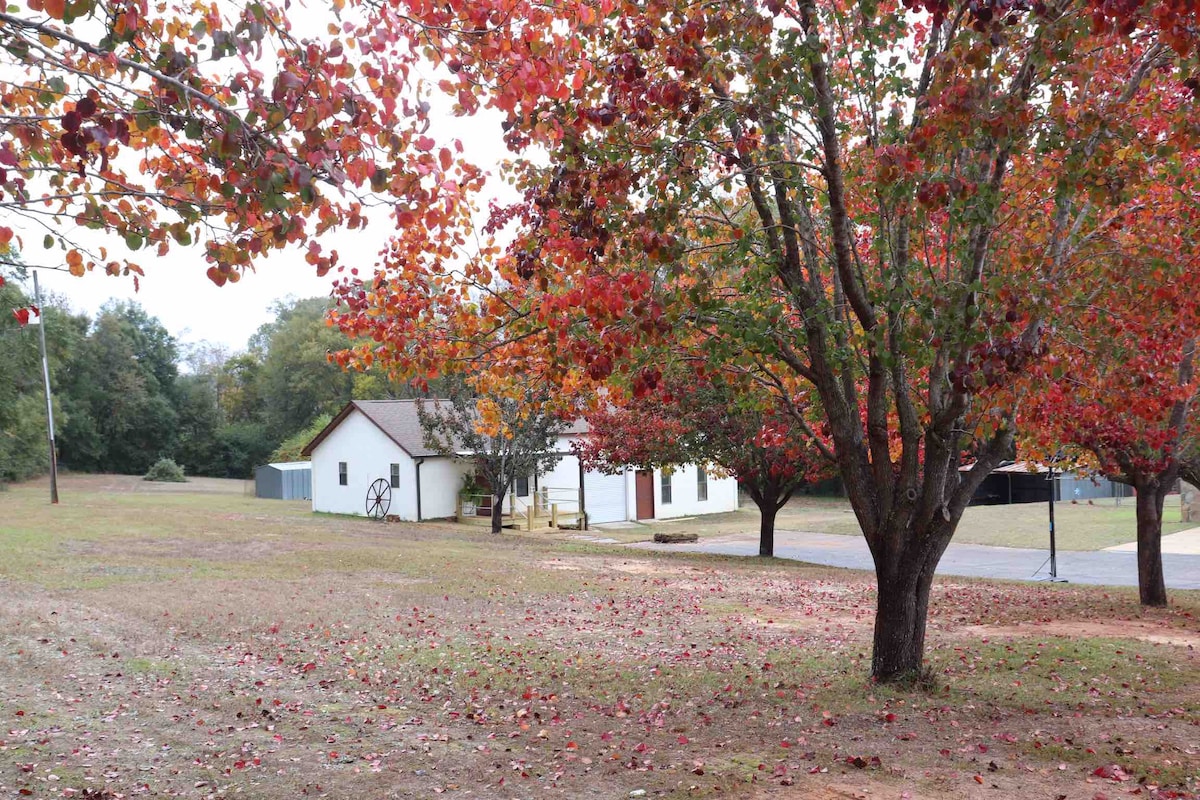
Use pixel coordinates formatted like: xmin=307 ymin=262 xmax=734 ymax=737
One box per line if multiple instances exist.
xmin=303 ymin=401 xmax=421 ymax=458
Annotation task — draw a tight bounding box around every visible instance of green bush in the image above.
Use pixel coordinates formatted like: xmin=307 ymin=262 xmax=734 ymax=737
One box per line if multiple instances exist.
xmin=269 ymin=413 xmax=330 ymax=464
xmin=459 ymin=472 xmax=484 ymax=499
xmin=144 ymin=457 xmax=187 ymax=483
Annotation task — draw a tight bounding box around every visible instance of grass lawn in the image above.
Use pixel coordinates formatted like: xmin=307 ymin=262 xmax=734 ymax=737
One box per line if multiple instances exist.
xmin=1 ymin=475 xmax=1198 ymax=799
xmin=621 ymin=494 xmax=1192 ymax=551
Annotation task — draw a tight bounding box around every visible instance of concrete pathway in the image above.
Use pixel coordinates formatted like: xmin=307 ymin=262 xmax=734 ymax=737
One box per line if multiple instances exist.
xmin=1104 ymin=526 xmax=1200 ymax=555
xmin=630 ymin=529 xmax=1200 ymax=590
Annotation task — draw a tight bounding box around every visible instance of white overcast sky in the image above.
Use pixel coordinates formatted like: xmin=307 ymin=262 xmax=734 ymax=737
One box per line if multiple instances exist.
xmin=35 ymin=216 xmax=392 ymax=351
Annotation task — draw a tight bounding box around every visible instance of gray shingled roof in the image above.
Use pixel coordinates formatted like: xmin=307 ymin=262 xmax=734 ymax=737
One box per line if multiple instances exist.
xmin=302 ymin=398 xmax=586 ymax=458
xmin=351 ymin=399 xmax=452 ymax=457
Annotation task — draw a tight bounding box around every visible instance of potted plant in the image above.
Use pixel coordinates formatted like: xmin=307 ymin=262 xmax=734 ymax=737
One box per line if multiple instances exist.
xmin=459 ymin=472 xmax=482 ymax=516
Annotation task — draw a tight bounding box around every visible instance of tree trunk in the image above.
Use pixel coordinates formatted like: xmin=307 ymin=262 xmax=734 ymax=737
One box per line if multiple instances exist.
xmin=1134 ymin=483 xmax=1168 ymax=606
xmin=873 ymin=527 xmax=945 ymax=686
xmin=758 ymin=502 xmax=778 ymax=557
xmin=491 ymin=492 xmax=504 ymax=534
xmin=873 ymin=568 xmax=936 ymax=681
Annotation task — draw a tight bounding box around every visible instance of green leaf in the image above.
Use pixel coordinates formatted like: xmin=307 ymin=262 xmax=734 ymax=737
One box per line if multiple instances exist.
xmin=6 ymin=39 xmax=31 ymax=61
xmin=124 ymin=232 xmax=144 ymax=251
xmin=43 ymin=234 xmax=54 ymax=249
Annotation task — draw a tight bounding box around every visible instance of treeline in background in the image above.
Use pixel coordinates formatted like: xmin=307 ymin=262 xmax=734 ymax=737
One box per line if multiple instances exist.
xmin=2 ymin=271 xmax=414 ymax=484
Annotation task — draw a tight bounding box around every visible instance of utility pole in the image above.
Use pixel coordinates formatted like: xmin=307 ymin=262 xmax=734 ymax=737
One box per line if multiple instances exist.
xmin=1047 ymin=463 xmax=1057 ymax=579
xmin=32 ymin=271 xmax=59 ymax=504
xmin=1044 ymin=454 xmax=1067 ymax=582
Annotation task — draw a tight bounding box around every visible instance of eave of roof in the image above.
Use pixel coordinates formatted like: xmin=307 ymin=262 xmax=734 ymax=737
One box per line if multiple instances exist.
xmin=301 ymin=399 xmax=586 ymax=459
xmin=300 ymin=400 xmax=450 ymax=458
xmin=300 ymin=401 xmax=357 ymax=457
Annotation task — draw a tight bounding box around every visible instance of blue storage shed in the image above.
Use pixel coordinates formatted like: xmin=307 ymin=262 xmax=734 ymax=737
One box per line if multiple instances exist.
xmin=255 ymin=462 xmax=312 ymax=500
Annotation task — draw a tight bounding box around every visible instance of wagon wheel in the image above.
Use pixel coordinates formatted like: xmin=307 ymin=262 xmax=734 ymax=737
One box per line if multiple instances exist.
xmin=366 ymin=478 xmax=392 ymax=520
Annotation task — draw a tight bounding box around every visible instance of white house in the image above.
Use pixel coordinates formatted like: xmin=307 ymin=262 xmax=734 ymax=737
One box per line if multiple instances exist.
xmin=541 ymin=423 xmax=741 ymax=524
xmin=302 ymin=400 xmax=739 ymax=524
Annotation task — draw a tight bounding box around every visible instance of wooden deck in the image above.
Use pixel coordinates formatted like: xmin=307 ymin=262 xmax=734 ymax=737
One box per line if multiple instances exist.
xmin=455 ymin=494 xmax=584 ymax=531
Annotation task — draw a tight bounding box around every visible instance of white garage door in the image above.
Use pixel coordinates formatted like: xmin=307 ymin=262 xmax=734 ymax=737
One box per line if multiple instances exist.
xmin=584 ymin=470 xmax=627 ymax=524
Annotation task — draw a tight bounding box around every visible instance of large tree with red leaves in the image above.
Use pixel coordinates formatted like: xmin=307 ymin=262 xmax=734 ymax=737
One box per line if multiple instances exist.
xmin=319 ymin=0 xmax=1200 ymax=681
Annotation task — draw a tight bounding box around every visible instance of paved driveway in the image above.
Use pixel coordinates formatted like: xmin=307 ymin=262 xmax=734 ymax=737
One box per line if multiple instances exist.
xmin=631 ymin=529 xmax=1200 ymax=590
xmin=1105 ymin=527 xmax=1200 ymax=554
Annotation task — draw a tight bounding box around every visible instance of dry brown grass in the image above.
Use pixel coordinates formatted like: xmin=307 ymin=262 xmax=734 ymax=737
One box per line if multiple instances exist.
xmin=0 ymin=475 xmax=1197 ymax=800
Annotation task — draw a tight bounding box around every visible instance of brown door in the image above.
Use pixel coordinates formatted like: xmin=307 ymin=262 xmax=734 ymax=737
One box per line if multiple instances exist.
xmin=635 ymin=470 xmax=655 ymax=520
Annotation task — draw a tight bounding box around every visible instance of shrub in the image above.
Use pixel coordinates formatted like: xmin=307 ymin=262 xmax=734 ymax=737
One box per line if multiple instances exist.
xmin=144 ymin=457 xmax=187 ymax=483
xmin=269 ymin=414 xmax=330 ymax=464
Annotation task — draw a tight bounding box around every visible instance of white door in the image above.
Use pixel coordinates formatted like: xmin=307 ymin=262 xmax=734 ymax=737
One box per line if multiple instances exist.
xmin=584 ymin=470 xmax=627 ymax=524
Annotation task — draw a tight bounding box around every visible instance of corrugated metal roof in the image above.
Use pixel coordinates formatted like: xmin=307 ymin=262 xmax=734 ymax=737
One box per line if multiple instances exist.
xmin=267 ymin=461 xmax=312 ymax=470
xmin=992 ymin=462 xmax=1050 ymax=474
xmin=959 ymin=461 xmax=1054 ymax=474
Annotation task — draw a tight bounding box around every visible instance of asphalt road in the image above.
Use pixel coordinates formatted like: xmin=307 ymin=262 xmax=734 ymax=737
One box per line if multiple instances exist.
xmin=631 ymin=530 xmax=1200 ymax=590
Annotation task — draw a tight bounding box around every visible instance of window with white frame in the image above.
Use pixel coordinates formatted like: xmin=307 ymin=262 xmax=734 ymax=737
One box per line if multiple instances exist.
xmin=390 ymin=463 xmax=400 ymax=489
xmin=697 ymin=466 xmax=708 ymax=502
xmin=338 ymin=462 xmax=348 ymax=486
xmin=661 ymin=468 xmax=673 ymax=504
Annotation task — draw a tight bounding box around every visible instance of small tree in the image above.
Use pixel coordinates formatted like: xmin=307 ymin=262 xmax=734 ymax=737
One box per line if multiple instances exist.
xmin=270 ymin=414 xmax=333 ymax=464
xmin=418 ymin=386 xmax=568 ymax=534
xmin=1020 ymin=145 xmax=1200 ymax=607
xmin=1024 ymin=327 xmax=1197 ymax=607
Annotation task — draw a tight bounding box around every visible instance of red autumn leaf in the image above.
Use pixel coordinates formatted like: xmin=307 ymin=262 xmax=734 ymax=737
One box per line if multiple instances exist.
xmin=1092 ymin=764 xmax=1130 ymax=781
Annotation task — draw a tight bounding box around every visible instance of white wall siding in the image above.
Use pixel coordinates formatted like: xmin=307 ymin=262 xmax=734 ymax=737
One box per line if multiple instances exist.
xmin=417 ymin=457 xmax=469 ymax=520
xmin=311 ymin=410 xmax=409 ymax=516
xmin=537 ymin=438 xmax=625 ymax=523
xmin=310 ymin=409 xmax=461 ymax=520
xmin=543 ymin=435 xmax=738 ymax=522
xmin=311 ymin=419 xmax=736 ymax=522
xmin=649 ymin=464 xmax=739 ymax=520
xmin=539 ymin=448 xmax=586 ymax=517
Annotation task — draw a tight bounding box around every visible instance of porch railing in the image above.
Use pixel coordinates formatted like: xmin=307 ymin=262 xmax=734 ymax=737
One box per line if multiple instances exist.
xmin=454 ymin=487 xmax=584 ymax=530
